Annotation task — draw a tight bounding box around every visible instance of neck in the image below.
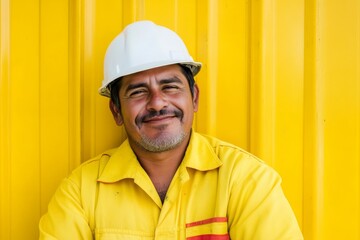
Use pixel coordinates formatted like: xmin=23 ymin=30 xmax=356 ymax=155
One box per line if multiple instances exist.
xmin=132 ymin=137 xmax=189 ymax=178
xmin=129 ymin=134 xmax=190 ymax=201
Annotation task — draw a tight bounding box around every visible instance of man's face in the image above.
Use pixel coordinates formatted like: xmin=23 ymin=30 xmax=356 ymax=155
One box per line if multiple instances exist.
xmin=110 ymin=64 xmax=199 ymax=153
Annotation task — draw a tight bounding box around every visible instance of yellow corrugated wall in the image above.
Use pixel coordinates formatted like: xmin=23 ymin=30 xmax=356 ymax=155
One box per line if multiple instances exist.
xmin=0 ymin=0 xmax=359 ymax=239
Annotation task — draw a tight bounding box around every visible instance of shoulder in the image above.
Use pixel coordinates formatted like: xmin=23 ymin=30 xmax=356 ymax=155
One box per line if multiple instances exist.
xmin=196 ymin=132 xmax=263 ymax=165
xmin=67 ymin=148 xmax=118 ymax=185
xmin=196 ymin=133 xmax=280 ymax=183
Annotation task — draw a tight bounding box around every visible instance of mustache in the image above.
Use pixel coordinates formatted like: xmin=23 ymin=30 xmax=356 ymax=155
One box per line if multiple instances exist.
xmin=136 ymin=109 xmax=183 ymax=126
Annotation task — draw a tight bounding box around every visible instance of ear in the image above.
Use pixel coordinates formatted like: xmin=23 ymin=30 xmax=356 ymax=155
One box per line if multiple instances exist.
xmin=192 ymin=84 xmax=200 ymax=112
xmin=109 ymin=100 xmax=123 ymax=126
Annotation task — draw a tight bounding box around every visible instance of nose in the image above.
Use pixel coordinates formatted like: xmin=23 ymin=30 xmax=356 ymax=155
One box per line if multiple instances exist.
xmin=146 ymin=91 xmax=168 ymax=112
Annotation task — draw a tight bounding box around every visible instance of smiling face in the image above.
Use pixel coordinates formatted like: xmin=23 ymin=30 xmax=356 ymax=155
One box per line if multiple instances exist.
xmin=110 ymin=64 xmax=199 ymax=153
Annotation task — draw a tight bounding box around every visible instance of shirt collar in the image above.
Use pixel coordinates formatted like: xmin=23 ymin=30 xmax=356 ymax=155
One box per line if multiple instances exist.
xmin=97 ymin=140 xmax=141 ymax=183
xmin=97 ymin=132 xmax=222 ymax=183
xmin=182 ymin=132 xmax=223 ymax=171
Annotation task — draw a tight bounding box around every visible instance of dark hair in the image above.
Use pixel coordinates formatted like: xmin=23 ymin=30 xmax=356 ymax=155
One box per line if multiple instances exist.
xmin=109 ymin=78 xmax=122 ymax=110
xmin=109 ymin=64 xmax=196 ymax=110
xmin=179 ymin=64 xmax=196 ymax=97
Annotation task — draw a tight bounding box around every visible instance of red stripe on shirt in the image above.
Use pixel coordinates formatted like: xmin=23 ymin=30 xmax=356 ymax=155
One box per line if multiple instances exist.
xmin=186 ymin=234 xmax=230 ymax=240
xmin=185 ymin=217 xmax=228 ymax=228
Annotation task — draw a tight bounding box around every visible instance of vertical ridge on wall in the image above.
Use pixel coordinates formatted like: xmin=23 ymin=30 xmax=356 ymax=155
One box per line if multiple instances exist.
xmin=91 ymin=0 xmax=127 ymax=158
xmin=250 ymin=0 xmax=304 ymax=227
xmin=0 ymin=0 xmax=11 ymax=238
xmin=9 ymin=1 xmax=41 ymax=239
xmin=303 ymin=0 xmax=324 ymax=238
xmin=261 ymin=0 xmax=276 ymax=166
xmin=205 ymin=0 xmax=218 ymax=136
xmin=82 ymin=0 xmax=96 ymax=160
xmin=215 ymin=0 xmax=250 ymax=148
xmin=68 ymin=0 xmax=82 ymax=172
xmin=249 ymin=0 xmax=276 ymax=164
xmin=82 ymin=0 xmax=128 ymax=162
xmin=303 ymin=1 xmax=324 ymax=239
xmin=273 ymin=0 xmax=304 ymax=226
xmin=196 ymin=0 xmax=218 ymax=136
xmin=122 ymin=0 xmax=135 ymax=24
xmin=195 ymin=0 xmax=208 ymax=133
xmin=319 ymin=0 xmax=360 ymax=238
xmin=249 ymin=0 xmax=263 ymax=156
xmin=122 ymin=0 xmax=142 ymax=25
xmin=358 ymin=9 xmax=360 ymax=236
xmin=39 ymin=0 xmax=72 ymax=217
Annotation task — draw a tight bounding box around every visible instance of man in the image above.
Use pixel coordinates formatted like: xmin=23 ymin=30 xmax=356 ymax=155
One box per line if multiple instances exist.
xmin=39 ymin=20 xmax=303 ymax=239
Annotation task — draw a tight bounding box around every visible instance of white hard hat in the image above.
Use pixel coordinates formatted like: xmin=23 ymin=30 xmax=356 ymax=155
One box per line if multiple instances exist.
xmin=99 ymin=20 xmax=202 ymax=97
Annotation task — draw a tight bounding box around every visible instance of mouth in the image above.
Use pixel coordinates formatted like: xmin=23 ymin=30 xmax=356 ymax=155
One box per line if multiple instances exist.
xmin=143 ymin=115 xmax=175 ymax=123
xmin=136 ymin=109 xmax=183 ymax=128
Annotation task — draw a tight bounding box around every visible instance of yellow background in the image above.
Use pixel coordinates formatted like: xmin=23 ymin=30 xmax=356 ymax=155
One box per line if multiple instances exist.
xmin=1 ymin=0 xmax=359 ymax=239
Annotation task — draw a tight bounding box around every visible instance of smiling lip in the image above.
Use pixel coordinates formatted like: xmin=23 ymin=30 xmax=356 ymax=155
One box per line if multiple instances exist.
xmin=143 ymin=115 xmax=175 ymax=123
xmin=136 ymin=109 xmax=183 ymax=127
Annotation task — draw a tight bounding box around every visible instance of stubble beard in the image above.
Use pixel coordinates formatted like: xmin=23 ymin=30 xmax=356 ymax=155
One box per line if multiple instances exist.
xmin=138 ymin=130 xmax=188 ymax=152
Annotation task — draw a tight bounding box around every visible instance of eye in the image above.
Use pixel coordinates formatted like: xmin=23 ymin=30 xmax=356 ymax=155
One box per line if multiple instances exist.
xmin=128 ymin=88 xmax=148 ymax=98
xmin=162 ymin=84 xmax=180 ymax=92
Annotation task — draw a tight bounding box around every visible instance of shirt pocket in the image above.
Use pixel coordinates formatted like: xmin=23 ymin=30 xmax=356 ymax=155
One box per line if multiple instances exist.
xmin=185 ymin=217 xmax=229 ymax=240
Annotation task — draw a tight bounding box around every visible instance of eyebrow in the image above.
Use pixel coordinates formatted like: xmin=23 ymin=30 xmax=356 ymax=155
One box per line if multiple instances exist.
xmin=124 ymin=77 xmax=183 ymax=92
xmin=159 ymin=77 xmax=183 ymax=85
xmin=125 ymin=82 xmax=147 ymax=93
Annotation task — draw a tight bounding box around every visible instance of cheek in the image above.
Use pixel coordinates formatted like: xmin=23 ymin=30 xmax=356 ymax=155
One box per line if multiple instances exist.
xmin=176 ymin=98 xmax=196 ymax=121
xmin=120 ymin=101 xmax=142 ymax=123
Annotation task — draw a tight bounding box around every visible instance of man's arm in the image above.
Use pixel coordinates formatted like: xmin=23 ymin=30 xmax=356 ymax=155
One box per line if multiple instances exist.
xmin=39 ymin=176 xmax=93 ymax=239
xmin=227 ymin=159 xmax=303 ymax=239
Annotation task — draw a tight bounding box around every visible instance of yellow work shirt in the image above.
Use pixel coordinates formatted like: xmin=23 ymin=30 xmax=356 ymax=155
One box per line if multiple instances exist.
xmin=39 ymin=132 xmax=303 ymax=239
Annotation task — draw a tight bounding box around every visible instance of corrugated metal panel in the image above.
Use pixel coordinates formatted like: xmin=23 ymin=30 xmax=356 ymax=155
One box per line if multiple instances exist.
xmin=1 ymin=1 xmax=41 ymax=239
xmin=249 ymin=0 xmax=305 ymax=228
xmin=0 ymin=0 xmax=359 ymax=239
xmin=303 ymin=0 xmax=360 ymax=239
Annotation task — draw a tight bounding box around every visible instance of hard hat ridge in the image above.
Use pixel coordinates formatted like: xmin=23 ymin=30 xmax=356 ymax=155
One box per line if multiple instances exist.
xmin=99 ymin=20 xmax=202 ymax=97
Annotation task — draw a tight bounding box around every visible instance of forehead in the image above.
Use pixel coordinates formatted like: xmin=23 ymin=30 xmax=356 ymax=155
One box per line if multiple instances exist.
xmin=121 ymin=64 xmax=186 ymax=85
